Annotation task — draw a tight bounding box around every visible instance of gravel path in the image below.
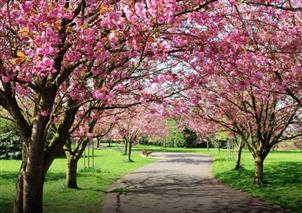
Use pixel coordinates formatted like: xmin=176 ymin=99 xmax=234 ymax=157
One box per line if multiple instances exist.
xmin=101 ymin=152 xmax=294 ymax=213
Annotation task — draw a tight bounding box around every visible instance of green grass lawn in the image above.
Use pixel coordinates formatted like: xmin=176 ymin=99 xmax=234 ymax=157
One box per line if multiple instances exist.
xmin=135 ymin=144 xmax=302 ymax=212
xmin=1 ymin=143 xmax=302 ymax=212
xmin=0 ymin=146 xmax=155 ymax=213
xmin=212 ymin=150 xmax=302 ymax=212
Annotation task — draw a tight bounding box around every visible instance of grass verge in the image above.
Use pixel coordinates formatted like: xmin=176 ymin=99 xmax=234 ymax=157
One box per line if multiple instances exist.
xmin=0 ymin=147 xmax=155 ymax=213
xmin=1 ymin=143 xmax=301 ymax=212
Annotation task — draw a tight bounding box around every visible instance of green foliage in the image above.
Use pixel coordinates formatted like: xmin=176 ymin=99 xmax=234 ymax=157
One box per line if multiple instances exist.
xmin=211 ymin=132 xmax=230 ymax=149
xmin=0 ymin=148 xmax=156 ymax=213
xmin=0 ymin=118 xmax=15 ymax=134
xmin=182 ymin=127 xmax=198 ymax=148
xmin=214 ymin=131 xmax=229 ymax=140
xmin=0 ymin=118 xmax=21 ymax=160
xmin=164 ymin=120 xmax=186 ymax=147
xmin=139 ymin=135 xmax=149 ymax=145
xmin=139 ymin=138 xmax=163 ymax=146
xmin=0 ymin=131 xmax=22 ymax=160
xmin=138 ymin=120 xmax=187 ymax=147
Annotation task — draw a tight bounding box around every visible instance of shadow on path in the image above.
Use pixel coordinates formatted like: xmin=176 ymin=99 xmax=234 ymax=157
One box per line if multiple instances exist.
xmin=101 ymin=153 xmax=295 ymax=213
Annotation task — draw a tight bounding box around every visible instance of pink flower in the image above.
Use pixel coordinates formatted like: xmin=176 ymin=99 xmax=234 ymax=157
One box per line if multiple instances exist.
xmin=1 ymin=76 xmax=10 ymax=83
xmin=135 ymin=3 xmax=147 ymax=19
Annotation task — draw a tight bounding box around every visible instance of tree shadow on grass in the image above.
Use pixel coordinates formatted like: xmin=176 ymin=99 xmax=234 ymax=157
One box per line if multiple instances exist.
xmin=158 ymin=157 xmax=212 ymax=165
xmin=0 ymin=200 xmax=12 ymax=213
xmin=213 ymin=157 xmax=231 ymax=162
xmin=271 ymin=150 xmax=302 ymax=154
xmin=0 ymin=171 xmax=69 ymax=183
xmin=0 ymin=171 xmax=18 ymax=180
xmin=217 ymin=161 xmax=302 ymax=187
xmin=45 ymin=172 xmax=66 ymax=182
xmin=216 ymin=161 xmax=302 ymax=212
xmin=265 ymin=161 xmax=302 ymax=185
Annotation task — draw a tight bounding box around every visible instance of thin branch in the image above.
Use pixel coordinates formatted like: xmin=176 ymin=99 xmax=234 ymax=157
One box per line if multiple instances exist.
xmin=175 ymin=0 xmax=218 ymax=16
xmin=245 ymin=1 xmax=302 ymax=11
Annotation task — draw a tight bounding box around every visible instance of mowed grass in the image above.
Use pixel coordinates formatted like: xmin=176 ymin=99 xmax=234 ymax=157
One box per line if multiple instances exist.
xmin=1 ymin=143 xmax=302 ymax=212
xmin=136 ymin=144 xmax=302 ymax=212
xmin=212 ymin=150 xmax=302 ymax=212
xmin=0 ymin=146 xmax=155 ymax=213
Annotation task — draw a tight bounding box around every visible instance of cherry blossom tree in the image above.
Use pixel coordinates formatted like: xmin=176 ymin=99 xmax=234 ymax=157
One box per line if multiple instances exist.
xmin=0 ymin=1 xmax=217 ymax=212
xmin=168 ymin=0 xmax=302 ymax=185
xmin=2 ymin=0 xmax=302 ymax=211
xmin=63 ymin=109 xmax=115 ymax=188
xmin=184 ymin=67 xmax=302 ymax=185
xmin=109 ymin=106 xmax=169 ymax=161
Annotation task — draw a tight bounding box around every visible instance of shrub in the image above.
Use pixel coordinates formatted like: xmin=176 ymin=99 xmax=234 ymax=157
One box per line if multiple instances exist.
xmin=164 ymin=138 xmax=186 ymax=147
xmin=139 ymin=136 xmax=149 ymax=145
xmin=164 ymin=120 xmax=186 ymax=147
xmin=0 ymin=131 xmax=22 ymax=160
xmin=0 ymin=118 xmax=15 ymax=134
xmin=182 ymin=127 xmax=198 ymax=148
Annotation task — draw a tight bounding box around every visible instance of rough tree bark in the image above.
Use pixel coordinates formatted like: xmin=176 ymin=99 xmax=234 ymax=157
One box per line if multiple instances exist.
xmin=66 ymin=155 xmax=79 ymax=188
xmin=253 ymin=155 xmax=264 ymax=186
xmin=12 ymin=98 xmax=78 ymax=213
xmin=64 ymin=139 xmax=87 ymax=189
xmin=13 ymin=161 xmax=26 ymax=213
xmin=64 ymin=118 xmax=99 ymax=188
xmin=22 ymin=142 xmax=45 ymax=213
xmin=21 ymin=113 xmax=49 ymax=213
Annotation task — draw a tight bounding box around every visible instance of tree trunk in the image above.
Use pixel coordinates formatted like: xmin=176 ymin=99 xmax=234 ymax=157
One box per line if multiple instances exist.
xmin=22 ymin=140 xmax=45 ymax=213
xmin=13 ymin=131 xmax=61 ymax=212
xmin=18 ymin=109 xmax=51 ymax=213
xmin=128 ymin=141 xmax=132 ymax=162
xmin=66 ymin=156 xmax=79 ymax=188
xmin=253 ymin=156 xmax=264 ymax=186
xmin=13 ymin=96 xmax=77 ymax=213
xmin=14 ymin=158 xmax=44 ymax=213
xmin=206 ymin=140 xmax=209 ymax=151
xmin=14 ymin=143 xmax=27 ymax=213
xmin=97 ymin=138 xmax=100 ymax=148
xmin=218 ymin=141 xmax=220 ymax=152
xmin=87 ymin=145 xmax=90 ymax=167
xmin=124 ymin=140 xmax=128 ymax=155
xmin=64 ymin=136 xmax=90 ymax=189
xmin=234 ymin=142 xmax=244 ymax=170
xmin=13 ymin=165 xmax=25 ymax=213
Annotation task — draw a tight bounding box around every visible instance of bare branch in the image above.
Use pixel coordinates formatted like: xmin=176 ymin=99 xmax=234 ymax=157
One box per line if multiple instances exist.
xmin=245 ymin=1 xmax=302 ymax=11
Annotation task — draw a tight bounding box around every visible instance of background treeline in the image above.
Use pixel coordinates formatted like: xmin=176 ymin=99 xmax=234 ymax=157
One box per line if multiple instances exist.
xmin=0 ymin=118 xmax=22 ymax=159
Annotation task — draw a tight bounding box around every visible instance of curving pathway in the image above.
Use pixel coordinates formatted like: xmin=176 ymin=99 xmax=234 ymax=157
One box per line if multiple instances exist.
xmin=101 ymin=152 xmax=294 ymax=213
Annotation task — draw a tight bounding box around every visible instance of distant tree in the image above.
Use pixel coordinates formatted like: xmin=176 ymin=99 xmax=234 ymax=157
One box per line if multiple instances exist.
xmin=182 ymin=127 xmax=198 ymax=148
